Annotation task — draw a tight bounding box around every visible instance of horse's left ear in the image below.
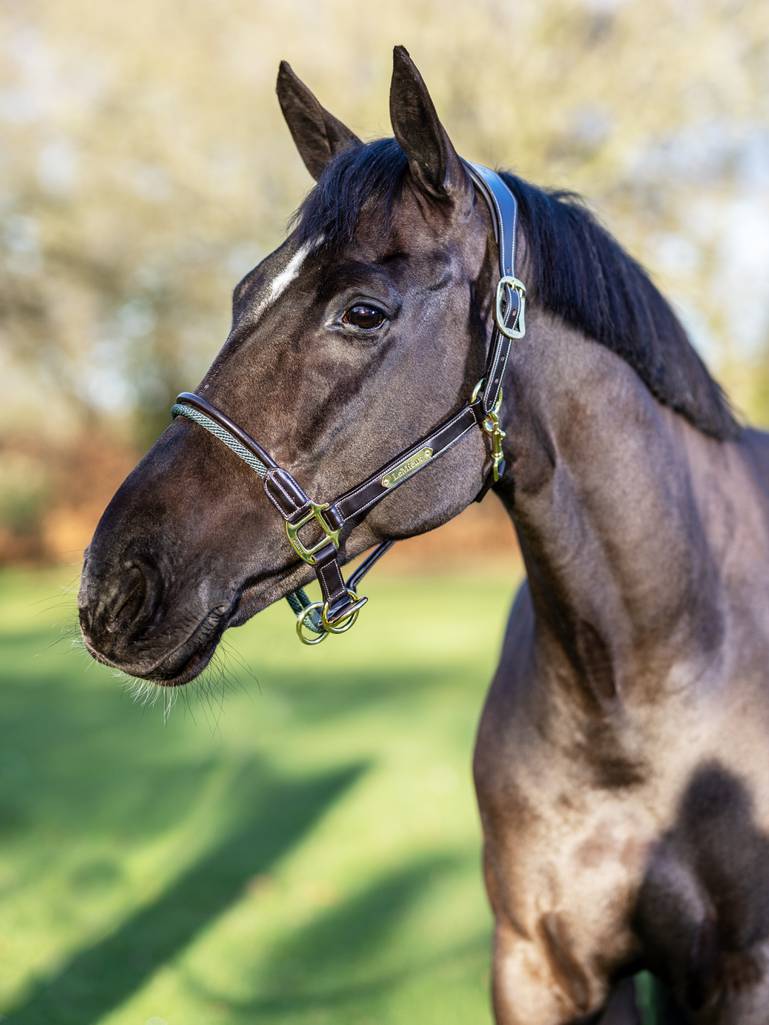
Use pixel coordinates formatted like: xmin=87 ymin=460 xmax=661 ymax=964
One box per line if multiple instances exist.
xmin=276 ymin=61 xmax=361 ymax=180
xmin=389 ymin=45 xmax=471 ymax=208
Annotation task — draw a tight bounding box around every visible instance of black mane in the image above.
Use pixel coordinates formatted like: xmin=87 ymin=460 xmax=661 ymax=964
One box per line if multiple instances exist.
xmin=295 ymin=139 xmax=737 ymax=441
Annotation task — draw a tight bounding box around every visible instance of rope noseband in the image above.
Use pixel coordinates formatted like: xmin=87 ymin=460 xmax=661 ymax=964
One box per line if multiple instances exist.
xmin=171 ymin=162 xmax=526 ymax=644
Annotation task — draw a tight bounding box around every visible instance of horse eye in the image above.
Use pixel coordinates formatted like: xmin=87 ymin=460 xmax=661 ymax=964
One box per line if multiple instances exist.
xmin=342 ymin=303 xmax=387 ymax=331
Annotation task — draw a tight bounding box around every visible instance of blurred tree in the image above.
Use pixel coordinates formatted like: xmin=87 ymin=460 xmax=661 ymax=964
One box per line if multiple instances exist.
xmin=1 ymin=0 xmax=768 ymax=449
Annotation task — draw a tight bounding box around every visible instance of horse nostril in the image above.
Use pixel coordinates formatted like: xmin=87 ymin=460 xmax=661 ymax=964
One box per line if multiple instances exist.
xmin=85 ymin=557 xmax=164 ymax=643
xmin=106 ymin=564 xmax=147 ymax=634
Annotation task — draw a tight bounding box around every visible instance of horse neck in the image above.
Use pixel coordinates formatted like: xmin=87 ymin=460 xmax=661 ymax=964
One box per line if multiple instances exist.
xmin=495 ymin=310 xmax=726 ymax=705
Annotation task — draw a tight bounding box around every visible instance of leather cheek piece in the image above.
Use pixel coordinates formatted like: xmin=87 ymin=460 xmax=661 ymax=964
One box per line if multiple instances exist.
xmin=314 ymin=546 xmax=360 ymax=622
xmin=263 ymin=468 xmax=310 ymax=517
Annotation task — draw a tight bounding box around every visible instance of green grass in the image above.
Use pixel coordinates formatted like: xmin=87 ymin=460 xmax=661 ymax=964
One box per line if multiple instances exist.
xmin=0 ymin=565 xmax=522 ymax=1025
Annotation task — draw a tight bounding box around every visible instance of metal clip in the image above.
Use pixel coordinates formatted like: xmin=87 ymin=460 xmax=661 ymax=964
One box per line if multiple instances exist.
xmin=285 ymin=502 xmax=341 ymax=566
xmin=495 ymin=275 xmax=526 ymax=339
xmin=481 ymin=389 xmax=506 ymax=483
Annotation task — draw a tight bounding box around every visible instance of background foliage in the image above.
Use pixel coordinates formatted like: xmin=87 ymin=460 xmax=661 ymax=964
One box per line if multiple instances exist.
xmin=1 ymin=0 xmax=768 ymax=562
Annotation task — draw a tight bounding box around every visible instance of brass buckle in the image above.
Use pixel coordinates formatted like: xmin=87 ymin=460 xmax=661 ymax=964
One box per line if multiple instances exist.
xmin=295 ymin=589 xmax=364 ymax=646
xmin=285 ymin=502 xmax=341 ymax=566
xmin=495 ymin=275 xmax=526 ymax=339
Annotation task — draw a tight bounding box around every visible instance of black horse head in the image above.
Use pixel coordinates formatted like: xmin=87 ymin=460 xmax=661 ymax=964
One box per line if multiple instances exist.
xmin=79 ymin=48 xmax=500 ymax=684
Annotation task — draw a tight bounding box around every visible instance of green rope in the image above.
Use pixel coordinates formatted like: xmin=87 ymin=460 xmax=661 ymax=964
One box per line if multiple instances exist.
xmin=284 ymin=588 xmax=325 ymax=633
xmin=171 ymin=403 xmax=269 ymax=478
xmin=172 ymin=401 xmax=324 ymax=634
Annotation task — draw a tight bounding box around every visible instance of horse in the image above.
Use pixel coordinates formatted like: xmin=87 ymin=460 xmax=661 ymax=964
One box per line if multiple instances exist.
xmin=79 ymin=46 xmax=769 ymax=1025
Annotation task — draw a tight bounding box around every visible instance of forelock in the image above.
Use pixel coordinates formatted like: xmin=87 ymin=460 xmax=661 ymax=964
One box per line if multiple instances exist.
xmin=293 ymin=138 xmax=409 ymax=250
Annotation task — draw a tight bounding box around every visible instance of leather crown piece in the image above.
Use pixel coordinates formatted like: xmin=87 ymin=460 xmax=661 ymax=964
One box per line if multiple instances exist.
xmin=171 ymin=161 xmax=526 ymax=643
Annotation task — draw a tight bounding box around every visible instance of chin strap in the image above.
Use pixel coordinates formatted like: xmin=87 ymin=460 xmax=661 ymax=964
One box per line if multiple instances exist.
xmin=171 ymin=161 xmax=525 ymax=645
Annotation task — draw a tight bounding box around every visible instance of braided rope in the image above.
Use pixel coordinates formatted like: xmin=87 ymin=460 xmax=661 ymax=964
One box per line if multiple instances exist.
xmin=171 ymin=403 xmax=269 ymax=478
xmin=284 ymin=589 xmax=324 ymax=633
xmin=171 ymin=401 xmax=324 ymax=634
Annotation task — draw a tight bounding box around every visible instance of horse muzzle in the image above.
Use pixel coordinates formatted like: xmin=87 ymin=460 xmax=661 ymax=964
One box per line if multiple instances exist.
xmin=79 ymin=548 xmax=232 ymax=686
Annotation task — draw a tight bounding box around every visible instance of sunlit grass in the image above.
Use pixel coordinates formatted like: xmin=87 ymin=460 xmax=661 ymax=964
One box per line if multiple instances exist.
xmin=0 ymin=564 xmax=521 ymax=1025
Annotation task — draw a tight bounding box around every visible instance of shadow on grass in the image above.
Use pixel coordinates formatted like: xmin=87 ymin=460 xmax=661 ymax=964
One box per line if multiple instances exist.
xmin=3 ymin=760 xmax=366 ymax=1025
xmin=0 ymin=636 xmax=232 ymax=855
xmin=184 ymin=851 xmax=488 ymax=1021
xmin=273 ymin=666 xmax=460 ymax=723
xmin=1 ymin=585 xmax=488 ymax=1023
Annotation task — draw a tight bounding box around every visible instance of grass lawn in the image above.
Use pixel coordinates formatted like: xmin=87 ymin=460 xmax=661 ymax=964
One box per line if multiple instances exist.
xmin=0 ymin=565 xmax=522 ymax=1025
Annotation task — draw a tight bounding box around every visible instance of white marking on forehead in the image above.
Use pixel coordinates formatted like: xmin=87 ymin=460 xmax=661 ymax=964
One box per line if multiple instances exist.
xmin=252 ymin=238 xmax=320 ymax=322
xmin=269 ymin=242 xmax=312 ymax=302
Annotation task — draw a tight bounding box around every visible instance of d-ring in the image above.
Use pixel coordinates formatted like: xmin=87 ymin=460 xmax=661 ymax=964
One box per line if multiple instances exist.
xmin=321 ymin=590 xmax=363 ymax=635
xmin=296 ymin=601 xmax=328 ymax=645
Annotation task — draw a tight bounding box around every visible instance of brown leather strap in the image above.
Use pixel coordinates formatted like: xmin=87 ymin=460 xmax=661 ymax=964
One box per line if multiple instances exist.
xmin=483 ymin=295 xmax=517 ymax=412
xmin=314 ymin=545 xmax=356 ymax=622
xmin=176 ymin=391 xmax=279 ymax=470
xmin=325 ymin=402 xmax=483 ymax=531
xmin=465 ymin=162 xmax=519 ymax=282
xmin=464 ymin=162 xmax=522 ymax=414
xmin=263 ymin=467 xmax=311 ymax=518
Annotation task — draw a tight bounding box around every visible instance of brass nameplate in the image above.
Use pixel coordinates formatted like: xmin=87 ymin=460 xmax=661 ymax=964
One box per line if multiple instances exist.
xmin=381 ymin=448 xmax=433 ymax=488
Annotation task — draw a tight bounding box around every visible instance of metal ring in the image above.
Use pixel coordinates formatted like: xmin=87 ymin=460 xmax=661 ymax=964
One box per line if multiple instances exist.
xmin=471 ymin=378 xmax=484 ymax=404
xmin=321 ymin=589 xmax=362 ymax=635
xmin=471 ymin=378 xmax=504 ymax=414
xmin=296 ymin=602 xmax=328 ymax=645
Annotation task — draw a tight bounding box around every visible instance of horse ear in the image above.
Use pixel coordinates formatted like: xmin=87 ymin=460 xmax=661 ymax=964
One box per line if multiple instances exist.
xmin=389 ymin=46 xmax=470 ymax=205
xmin=276 ymin=61 xmax=361 ymax=180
